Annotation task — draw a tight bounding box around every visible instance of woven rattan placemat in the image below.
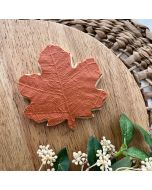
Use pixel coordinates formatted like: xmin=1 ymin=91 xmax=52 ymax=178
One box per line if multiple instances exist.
xmin=51 ymin=19 xmax=152 ymax=130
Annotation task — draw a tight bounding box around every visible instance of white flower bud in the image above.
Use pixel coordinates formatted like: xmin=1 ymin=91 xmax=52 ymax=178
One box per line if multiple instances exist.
xmin=47 ymin=160 xmax=51 ymax=164
xmin=72 ymin=151 xmax=88 ymax=166
xmin=141 ymin=157 xmax=152 ymax=171
xmin=82 ymin=153 xmax=86 ymax=157
xmin=75 ymin=161 xmax=78 ymax=165
xmin=37 ymin=144 xmax=57 ymax=170
xmin=96 ymin=149 xmax=112 ymax=171
xmin=79 ymin=161 xmax=83 ymax=165
xmin=145 ymin=158 xmax=148 ymax=162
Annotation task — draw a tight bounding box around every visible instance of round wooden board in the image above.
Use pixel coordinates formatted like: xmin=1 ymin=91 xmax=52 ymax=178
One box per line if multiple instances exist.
xmin=0 ymin=20 xmax=149 ymax=170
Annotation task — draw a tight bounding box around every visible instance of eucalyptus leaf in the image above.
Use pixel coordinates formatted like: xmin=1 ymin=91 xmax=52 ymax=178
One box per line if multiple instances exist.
xmin=87 ymin=136 xmax=102 ymax=167
xmin=134 ymin=124 xmax=152 ymax=148
xmin=112 ymin=157 xmax=132 ymax=171
xmin=119 ymin=114 xmax=134 ymax=145
xmin=54 ymin=148 xmax=70 ymax=171
xmin=123 ymin=147 xmax=148 ymax=161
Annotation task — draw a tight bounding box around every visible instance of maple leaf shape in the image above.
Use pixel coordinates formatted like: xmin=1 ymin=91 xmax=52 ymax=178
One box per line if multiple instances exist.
xmin=19 ymin=45 xmax=107 ymax=128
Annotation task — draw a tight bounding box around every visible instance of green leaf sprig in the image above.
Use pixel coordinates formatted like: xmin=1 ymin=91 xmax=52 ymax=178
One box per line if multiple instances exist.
xmin=37 ymin=114 xmax=152 ymax=171
xmin=112 ymin=114 xmax=152 ymax=170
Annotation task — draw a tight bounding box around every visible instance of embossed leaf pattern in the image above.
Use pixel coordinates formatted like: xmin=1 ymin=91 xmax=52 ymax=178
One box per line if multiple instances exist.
xmin=19 ymin=45 xmax=107 ymax=128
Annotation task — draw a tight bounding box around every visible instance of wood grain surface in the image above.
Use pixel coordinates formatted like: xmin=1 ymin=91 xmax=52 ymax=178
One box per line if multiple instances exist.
xmin=0 ymin=20 xmax=149 ymax=170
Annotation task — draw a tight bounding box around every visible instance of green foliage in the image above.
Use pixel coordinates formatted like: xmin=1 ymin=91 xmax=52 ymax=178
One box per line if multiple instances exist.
xmin=134 ymin=124 xmax=152 ymax=148
xmin=119 ymin=114 xmax=134 ymax=146
xmin=54 ymin=148 xmax=70 ymax=171
xmin=112 ymin=157 xmax=132 ymax=171
xmin=114 ymin=113 xmax=152 ymax=167
xmin=54 ymin=114 xmax=152 ymax=171
xmin=87 ymin=136 xmax=102 ymax=167
xmin=123 ymin=147 xmax=149 ymax=161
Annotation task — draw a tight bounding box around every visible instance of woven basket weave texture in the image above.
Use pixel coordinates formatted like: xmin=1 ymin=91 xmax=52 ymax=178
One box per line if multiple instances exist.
xmin=51 ymin=19 xmax=152 ymax=130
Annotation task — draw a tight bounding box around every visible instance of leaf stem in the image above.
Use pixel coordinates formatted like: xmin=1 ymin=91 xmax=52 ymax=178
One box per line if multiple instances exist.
xmin=86 ymin=163 xmax=97 ymax=171
xmin=114 ymin=150 xmax=122 ymax=158
xmin=114 ymin=144 xmax=128 ymax=158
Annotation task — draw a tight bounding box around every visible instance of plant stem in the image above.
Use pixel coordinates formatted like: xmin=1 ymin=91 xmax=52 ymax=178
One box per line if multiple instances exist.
xmin=114 ymin=144 xmax=127 ymax=158
xmin=81 ymin=164 xmax=84 ymax=171
xmin=38 ymin=163 xmax=44 ymax=171
xmin=86 ymin=163 xmax=97 ymax=171
xmin=115 ymin=167 xmax=141 ymax=171
xmin=114 ymin=150 xmax=122 ymax=158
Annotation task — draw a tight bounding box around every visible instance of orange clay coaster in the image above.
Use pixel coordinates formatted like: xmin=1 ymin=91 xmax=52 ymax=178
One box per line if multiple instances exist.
xmin=19 ymin=45 xmax=107 ymax=128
